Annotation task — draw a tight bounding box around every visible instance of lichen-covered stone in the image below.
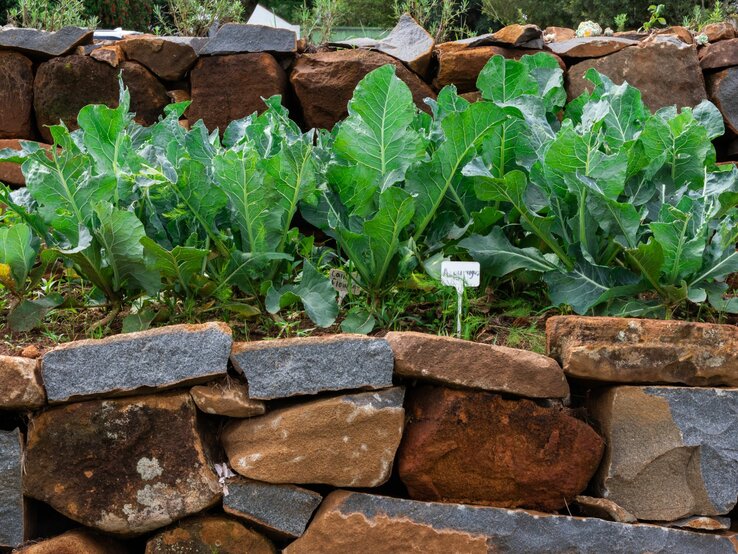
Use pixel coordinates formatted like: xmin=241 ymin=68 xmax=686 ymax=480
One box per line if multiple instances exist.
xmin=547 ymin=316 xmax=738 ymax=386
xmin=188 ymin=53 xmax=287 ymax=133
xmin=190 ymin=379 xmax=265 ymax=418
xmin=290 ymin=49 xmax=435 ymax=129
xmin=222 ymin=388 xmax=405 ymax=487
xmin=0 ymin=429 xmax=23 ymax=548
xmin=230 ymin=335 xmax=394 ymax=400
xmin=15 ymin=529 xmax=126 ymax=554
xmin=386 ymin=331 xmax=568 ymax=398
xmin=397 ymin=386 xmax=603 ymax=511
xmin=41 ymin=322 xmax=231 ymax=403
xmin=0 ymin=355 xmax=45 ymax=409
xmin=285 ymin=491 xmax=738 ymax=553
xmin=223 ymin=478 xmax=322 ymax=539
xmin=23 ymin=392 xmax=221 ymax=535
xmin=567 ymin=38 xmax=706 ymax=111
xmin=144 ymin=515 xmax=276 ymax=553
xmin=0 ymin=52 xmax=33 ymax=139
xmin=588 ymin=386 xmax=738 ymax=521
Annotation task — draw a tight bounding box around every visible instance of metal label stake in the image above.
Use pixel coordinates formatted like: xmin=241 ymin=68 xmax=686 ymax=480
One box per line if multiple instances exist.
xmin=441 ymin=261 xmax=481 ymax=338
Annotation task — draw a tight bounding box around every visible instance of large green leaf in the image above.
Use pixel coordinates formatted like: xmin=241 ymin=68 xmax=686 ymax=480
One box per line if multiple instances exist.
xmin=459 ymin=227 xmax=559 ymax=277
xmin=406 ymin=101 xmax=506 ymax=239
xmin=650 ymin=203 xmax=706 ymax=283
xmin=0 ymin=224 xmax=39 ymax=290
xmin=141 ymin=237 xmax=208 ymax=292
xmin=266 ymin=260 xmax=338 ymax=327
xmin=331 ymin=65 xmax=424 ymax=213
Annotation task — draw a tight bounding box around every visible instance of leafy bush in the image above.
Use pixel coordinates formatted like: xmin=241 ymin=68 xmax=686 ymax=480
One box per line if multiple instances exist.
xmin=7 ymin=0 xmax=98 ymax=30
xmin=84 ymin=0 xmax=157 ymax=32
xmin=2 ymin=54 xmax=737 ymax=333
xmin=153 ymin=0 xmax=243 ymax=36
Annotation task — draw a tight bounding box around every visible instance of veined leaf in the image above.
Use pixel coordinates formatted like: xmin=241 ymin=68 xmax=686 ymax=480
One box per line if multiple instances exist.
xmin=650 ymin=203 xmax=706 ymax=283
xmin=459 ymin=227 xmax=559 ymax=277
xmin=266 ymin=260 xmax=338 ymax=327
xmin=0 ymin=224 xmax=39 ymax=290
xmin=141 ymin=237 xmax=208 ymax=292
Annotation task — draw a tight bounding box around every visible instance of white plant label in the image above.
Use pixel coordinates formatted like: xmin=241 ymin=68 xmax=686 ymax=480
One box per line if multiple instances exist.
xmin=329 ymin=269 xmax=362 ymax=303
xmin=441 ymin=261 xmax=481 ymax=338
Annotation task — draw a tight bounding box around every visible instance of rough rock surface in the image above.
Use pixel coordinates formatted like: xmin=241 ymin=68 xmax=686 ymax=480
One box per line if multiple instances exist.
xmin=567 ymin=39 xmax=706 ymax=110
xmin=397 ymin=386 xmax=603 ymax=510
xmin=434 ymin=42 xmax=563 ymax=92
xmin=222 ymin=388 xmax=405 ymax=487
xmin=0 ymin=26 xmax=92 ymax=57
xmin=41 ymin=322 xmax=231 ymax=403
xmin=487 ymin=24 xmax=543 ymax=48
xmin=23 ymin=392 xmax=221 ymax=535
xmin=667 ymin=515 xmax=731 ymax=531
xmin=188 ymin=53 xmax=287 ymax=133
xmin=385 ymin=331 xmax=567 ymax=398
xmin=290 ymin=49 xmax=436 ymax=129
xmin=0 ymin=429 xmax=23 ymax=548
xmin=223 ymin=478 xmax=322 ymax=539
xmin=544 ymin=26 xmax=576 ymax=42
xmin=0 ymin=52 xmax=33 ymax=139
xmin=190 ymin=379 xmax=265 ymax=417
xmin=708 ymin=68 xmax=738 ymax=134
xmin=144 ymin=515 xmax=276 ymax=553
xmin=33 ymin=57 xmax=169 ymax=142
xmin=703 ymin=22 xmax=735 ymax=43
xmin=655 ymin=26 xmax=694 ymax=44
xmin=230 ymin=335 xmax=394 ymax=400
xmin=119 ymin=35 xmax=198 ymax=81
xmin=16 ymin=529 xmax=126 ymax=553
xmin=89 ymin=43 xmax=124 ymax=67
xmin=0 ymin=355 xmax=45 ymax=409
xmin=200 ymin=23 xmax=296 ymax=55
xmin=547 ymin=316 xmax=738 ymax=386
xmin=700 ymin=38 xmax=738 ymax=70
xmin=285 ymin=491 xmax=738 ymax=554
xmin=547 ymin=37 xmax=638 ymax=59
xmin=574 ymin=496 xmax=636 ymax=523
xmin=588 ymin=386 xmax=738 ymax=521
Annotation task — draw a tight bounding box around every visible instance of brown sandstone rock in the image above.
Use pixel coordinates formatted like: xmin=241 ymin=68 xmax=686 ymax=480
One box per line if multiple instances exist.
xmin=385 ymin=331 xmax=568 ymax=398
xmin=544 ymin=27 xmax=576 ymax=42
xmin=0 ymin=51 xmax=33 ymax=139
xmin=707 ymin=67 xmax=738 ymax=134
xmin=703 ymin=22 xmax=736 ymax=43
xmin=397 ymin=386 xmax=603 ymax=511
xmin=222 ymin=388 xmax=405 ymax=487
xmin=546 ymin=37 xmax=638 ymax=59
xmin=144 ymin=515 xmax=276 ymax=553
xmin=167 ymin=89 xmax=190 ymax=104
xmin=588 ymin=386 xmax=738 ymax=521
xmin=120 ymin=35 xmax=198 ymax=81
xmin=188 ymin=53 xmax=286 ymax=133
xmin=567 ymin=39 xmax=706 ymax=110
xmin=15 ymin=529 xmax=126 ymax=554
xmin=89 ymin=43 xmax=124 ymax=67
xmin=33 ymin=57 xmax=169 ymax=142
xmin=574 ymin=496 xmax=637 ymax=523
xmin=0 ymin=355 xmax=45 ymax=409
xmin=487 ymin=24 xmax=543 ymax=48
xmin=700 ymin=37 xmax=738 ymax=69
xmin=286 ymin=490 xmax=738 ymax=553
xmin=20 ymin=344 xmax=41 ymax=358
xmin=24 ymin=391 xmax=221 ymax=535
xmin=190 ymin=378 xmax=265 ymax=417
xmin=547 ymin=316 xmax=738 ymax=386
xmin=434 ymin=42 xmax=563 ymax=93
xmin=667 ymin=515 xmax=731 ymax=531
xmin=290 ymin=49 xmax=436 ymax=129
xmin=655 ymin=26 xmax=694 ymax=44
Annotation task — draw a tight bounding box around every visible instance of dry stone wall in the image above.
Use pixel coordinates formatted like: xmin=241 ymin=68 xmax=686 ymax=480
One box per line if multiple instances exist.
xmin=4 ymin=19 xmax=738 ymax=186
xmin=0 ymin=316 xmax=737 ymax=551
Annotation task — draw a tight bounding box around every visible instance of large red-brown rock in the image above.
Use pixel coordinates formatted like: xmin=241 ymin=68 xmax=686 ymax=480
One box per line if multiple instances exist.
xmin=433 ymin=42 xmax=563 ymax=93
xmin=15 ymin=529 xmax=126 ymax=554
xmin=544 ymin=26 xmax=576 ymax=42
xmin=33 ymin=56 xmax=170 ymax=142
xmin=119 ymin=35 xmax=198 ymax=81
xmin=222 ymin=388 xmax=405 ymax=487
xmin=23 ymin=392 xmax=221 ymax=535
xmin=290 ymin=49 xmax=436 ymax=130
xmin=144 ymin=515 xmax=276 ymax=553
xmin=703 ymin=22 xmax=735 ymax=43
xmin=700 ymin=37 xmax=738 ymax=70
xmin=385 ymin=331 xmax=568 ymax=398
xmin=0 ymin=51 xmax=33 ymax=139
xmin=546 ymin=37 xmax=638 ymax=59
xmin=397 ymin=386 xmax=603 ymax=511
xmin=567 ymin=38 xmax=706 ymax=111
xmin=0 ymin=355 xmax=45 ymax=409
xmin=190 ymin=378 xmax=265 ymax=418
xmin=707 ymin=67 xmax=738 ymax=134
xmin=188 ymin=53 xmax=286 ymax=133
xmin=547 ymin=316 xmax=738 ymax=386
